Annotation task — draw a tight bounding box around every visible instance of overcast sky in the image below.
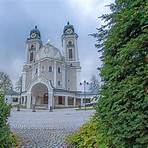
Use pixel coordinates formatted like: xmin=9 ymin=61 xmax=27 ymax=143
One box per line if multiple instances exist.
xmin=0 ymin=0 xmax=113 ymax=86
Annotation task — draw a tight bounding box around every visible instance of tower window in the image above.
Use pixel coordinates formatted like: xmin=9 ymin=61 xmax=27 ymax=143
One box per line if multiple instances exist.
xmin=58 ymin=81 xmax=61 ymax=86
xmin=58 ymin=67 xmax=61 ymax=73
xmin=49 ymin=66 xmax=52 ymax=72
xmin=30 ymin=43 xmax=36 ymax=50
xmin=68 ymin=41 xmax=72 ymax=46
xmin=30 ymin=52 xmax=33 ymax=61
xmin=35 ymin=68 xmax=38 ymax=74
xmin=69 ymin=49 xmax=73 ymax=59
xmin=41 ymin=66 xmax=44 ymax=73
xmin=31 ymin=44 xmax=34 ymax=49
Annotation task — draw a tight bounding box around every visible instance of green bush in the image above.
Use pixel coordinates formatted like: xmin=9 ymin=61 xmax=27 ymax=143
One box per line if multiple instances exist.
xmin=66 ymin=116 xmax=113 ymax=148
xmin=0 ymin=91 xmax=16 ymax=147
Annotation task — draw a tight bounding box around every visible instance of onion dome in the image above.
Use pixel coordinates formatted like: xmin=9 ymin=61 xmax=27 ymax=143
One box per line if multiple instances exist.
xmin=63 ymin=22 xmax=75 ymax=34
xmin=30 ymin=26 xmax=41 ymax=39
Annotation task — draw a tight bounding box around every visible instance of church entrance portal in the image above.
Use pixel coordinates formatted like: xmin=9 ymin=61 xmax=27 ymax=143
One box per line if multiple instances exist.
xmin=31 ymin=83 xmax=48 ymax=108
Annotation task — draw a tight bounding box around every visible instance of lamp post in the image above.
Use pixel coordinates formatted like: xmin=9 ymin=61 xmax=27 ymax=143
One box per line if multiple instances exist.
xmin=17 ymin=76 xmax=22 ymax=111
xmin=80 ymin=80 xmax=89 ymax=110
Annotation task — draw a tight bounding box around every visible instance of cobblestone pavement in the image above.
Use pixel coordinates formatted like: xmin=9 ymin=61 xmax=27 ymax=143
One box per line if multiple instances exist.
xmin=8 ymin=108 xmax=94 ymax=148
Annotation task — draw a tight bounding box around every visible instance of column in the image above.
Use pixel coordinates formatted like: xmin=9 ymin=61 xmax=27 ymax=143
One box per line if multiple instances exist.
xmin=48 ymin=92 xmax=53 ymax=109
xmin=38 ymin=61 xmax=41 ymax=77
xmin=26 ymin=93 xmax=31 ymax=109
xmin=52 ymin=96 xmax=55 ymax=109
xmin=62 ymin=65 xmax=66 ymax=89
xmin=65 ymin=96 xmax=68 ymax=107
xmin=81 ymin=97 xmax=83 ymax=107
xmin=54 ymin=61 xmax=56 ymax=87
xmin=74 ymin=97 xmax=76 ymax=107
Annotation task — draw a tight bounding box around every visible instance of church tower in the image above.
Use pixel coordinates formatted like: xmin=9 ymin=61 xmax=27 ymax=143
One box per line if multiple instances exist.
xmin=26 ymin=26 xmax=42 ymax=63
xmin=62 ymin=22 xmax=81 ymax=91
xmin=62 ymin=22 xmax=79 ymax=62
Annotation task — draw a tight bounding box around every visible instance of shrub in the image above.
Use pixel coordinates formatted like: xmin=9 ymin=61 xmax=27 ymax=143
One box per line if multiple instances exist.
xmin=66 ymin=116 xmax=113 ymax=148
xmin=0 ymin=91 xmax=16 ymax=147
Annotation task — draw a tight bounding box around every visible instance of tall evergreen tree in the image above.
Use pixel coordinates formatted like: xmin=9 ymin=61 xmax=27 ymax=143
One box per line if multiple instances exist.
xmin=95 ymin=0 xmax=148 ymax=147
xmin=0 ymin=72 xmax=15 ymax=146
xmin=0 ymin=91 xmax=15 ymax=147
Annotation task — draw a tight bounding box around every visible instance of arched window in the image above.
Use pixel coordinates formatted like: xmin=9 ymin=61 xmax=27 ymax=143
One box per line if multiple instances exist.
xmin=69 ymin=49 xmax=73 ymax=59
xmin=58 ymin=81 xmax=61 ymax=86
xmin=30 ymin=43 xmax=36 ymax=50
xmin=49 ymin=66 xmax=52 ymax=72
xmin=58 ymin=67 xmax=61 ymax=73
xmin=41 ymin=66 xmax=44 ymax=73
xmin=30 ymin=52 xmax=33 ymax=61
xmin=68 ymin=41 xmax=72 ymax=46
xmin=35 ymin=68 xmax=38 ymax=74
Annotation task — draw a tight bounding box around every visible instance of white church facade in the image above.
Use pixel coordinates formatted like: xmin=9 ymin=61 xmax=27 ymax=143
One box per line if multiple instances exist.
xmin=20 ymin=22 xmax=92 ymax=109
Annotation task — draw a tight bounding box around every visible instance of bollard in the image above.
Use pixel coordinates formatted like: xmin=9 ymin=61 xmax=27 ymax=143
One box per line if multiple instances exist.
xmin=78 ymin=104 xmax=81 ymax=109
xmin=49 ymin=106 xmax=53 ymax=112
xmin=32 ymin=104 xmax=36 ymax=112
xmin=17 ymin=104 xmax=20 ymax=111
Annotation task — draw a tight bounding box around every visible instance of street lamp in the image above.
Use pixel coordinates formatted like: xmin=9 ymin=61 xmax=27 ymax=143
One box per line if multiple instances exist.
xmin=80 ymin=80 xmax=89 ymax=110
xmin=17 ymin=76 xmax=22 ymax=111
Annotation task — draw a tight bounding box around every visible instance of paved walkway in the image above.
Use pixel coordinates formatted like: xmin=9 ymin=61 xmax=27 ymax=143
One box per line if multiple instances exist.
xmin=8 ymin=108 xmax=94 ymax=147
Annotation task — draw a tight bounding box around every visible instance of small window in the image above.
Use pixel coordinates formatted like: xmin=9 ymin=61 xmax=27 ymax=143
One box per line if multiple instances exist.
xmin=83 ymin=98 xmax=91 ymax=103
xmin=58 ymin=81 xmax=61 ymax=86
xmin=58 ymin=96 xmax=63 ymax=105
xmin=35 ymin=68 xmax=38 ymax=74
xmin=13 ymin=97 xmax=18 ymax=102
xmin=31 ymin=43 xmax=36 ymax=49
xmin=58 ymin=67 xmax=61 ymax=73
xmin=68 ymin=41 xmax=72 ymax=46
xmin=22 ymin=96 xmax=24 ymax=104
xmin=30 ymin=52 xmax=33 ymax=61
xmin=25 ymin=96 xmax=27 ymax=104
xmin=31 ymin=44 xmax=34 ymax=49
xmin=41 ymin=66 xmax=44 ymax=73
xmin=69 ymin=49 xmax=73 ymax=59
xmin=49 ymin=66 xmax=52 ymax=72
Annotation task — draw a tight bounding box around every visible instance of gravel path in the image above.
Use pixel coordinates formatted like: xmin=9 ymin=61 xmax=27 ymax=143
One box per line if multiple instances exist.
xmin=8 ymin=108 xmax=94 ymax=148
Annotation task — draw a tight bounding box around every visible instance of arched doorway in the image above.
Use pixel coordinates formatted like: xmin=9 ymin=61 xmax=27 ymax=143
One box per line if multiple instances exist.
xmin=31 ymin=83 xmax=48 ymax=108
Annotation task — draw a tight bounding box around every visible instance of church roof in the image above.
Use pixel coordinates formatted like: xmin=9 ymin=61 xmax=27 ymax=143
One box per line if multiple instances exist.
xmin=6 ymin=89 xmax=19 ymax=96
xmin=36 ymin=42 xmax=64 ymax=61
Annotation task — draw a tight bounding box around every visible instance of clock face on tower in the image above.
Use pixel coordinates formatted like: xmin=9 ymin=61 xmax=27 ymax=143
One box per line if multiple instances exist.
xmin=66 ymin=28 xmax=73 ymax=34
xmin=31 ymin=32 xmax=37 ymax=39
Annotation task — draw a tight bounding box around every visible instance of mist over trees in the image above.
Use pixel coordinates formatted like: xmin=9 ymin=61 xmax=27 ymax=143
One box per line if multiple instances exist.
xmin=0 ymin=72 xmax=13 ymax=93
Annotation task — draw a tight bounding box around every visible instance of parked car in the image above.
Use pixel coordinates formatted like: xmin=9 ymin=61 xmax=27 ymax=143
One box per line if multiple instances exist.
xmin=85 ymin=102 xmax=97 ymax=107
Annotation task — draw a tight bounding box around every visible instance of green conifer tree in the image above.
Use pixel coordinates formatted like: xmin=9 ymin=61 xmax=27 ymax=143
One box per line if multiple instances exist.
xmin=95 ymin=0 xmax=148 ymax=147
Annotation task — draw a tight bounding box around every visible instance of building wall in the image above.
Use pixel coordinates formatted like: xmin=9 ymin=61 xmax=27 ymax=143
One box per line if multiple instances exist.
xmin=21 ymin=24 xmax=82 ymax=109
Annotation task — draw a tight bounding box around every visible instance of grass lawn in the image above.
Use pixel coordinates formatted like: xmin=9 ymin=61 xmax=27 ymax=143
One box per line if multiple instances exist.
xmin=75 ymin=106 xmax=95 ymax=111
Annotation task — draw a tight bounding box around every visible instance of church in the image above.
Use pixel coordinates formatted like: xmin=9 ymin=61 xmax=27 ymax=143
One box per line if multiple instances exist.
xmin=21 ymin=22 xmax=91 ymax=109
